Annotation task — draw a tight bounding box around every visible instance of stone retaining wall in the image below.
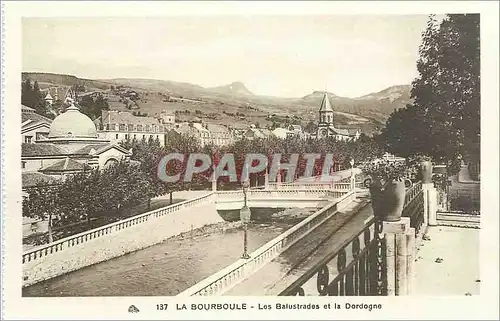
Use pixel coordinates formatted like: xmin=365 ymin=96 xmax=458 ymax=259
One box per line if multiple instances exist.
xmin=23 ymin=201 xmax=224 ymax=287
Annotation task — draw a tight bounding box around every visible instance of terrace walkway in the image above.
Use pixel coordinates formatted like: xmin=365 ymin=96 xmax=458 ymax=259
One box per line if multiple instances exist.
xmin=413 ymin=225 xmax=480 ymax=296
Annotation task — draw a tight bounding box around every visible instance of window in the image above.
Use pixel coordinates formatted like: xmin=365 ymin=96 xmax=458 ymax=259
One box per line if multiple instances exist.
xmin=128 ymin=124 xmax=134 ymax=131
xmin=24 ymin=136 xmax=32 ymax=143
xmin=137 ymin=125 xmax=143 ymax=132
xmin=21 ymin=161 xmax=26 ymax=169
xmin=119 ymin=124 xmax=127 ymax=131
xmin=115 ymin=134 xmax=119 ymax=139
xmin=125 ymin=134 xmax=129 ymax=139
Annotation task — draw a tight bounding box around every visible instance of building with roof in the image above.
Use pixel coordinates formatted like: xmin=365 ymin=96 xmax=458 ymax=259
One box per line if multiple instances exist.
xmin=244 ymin=127 xmax=272 ymax=140
xmin=272 ymin=127 xmax=294 ymax=139
xmin=160 ymin=110 xmax=176 ymax=124
xmin=21 ymin=101 xmax=132 ymax=185
xmin=316 ymin=92 xmax=361 ymax=141
xmin=94 ymin=110 xmax=171 ymax=145
xmin=42 ymin=87 xmax=77 ymax=107
xmin=22 ymin=105 xmax=53 ymax=144
xmin=169 ymin=122 xmax=233 ymax=147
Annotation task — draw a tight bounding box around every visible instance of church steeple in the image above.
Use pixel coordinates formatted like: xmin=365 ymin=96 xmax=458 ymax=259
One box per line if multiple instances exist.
xmin=318 ymin=91 xmax=334 ymax=125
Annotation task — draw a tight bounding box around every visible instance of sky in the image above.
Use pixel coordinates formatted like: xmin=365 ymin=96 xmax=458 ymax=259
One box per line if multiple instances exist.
xmin=22 ymin=15 xmax=433 ymax=98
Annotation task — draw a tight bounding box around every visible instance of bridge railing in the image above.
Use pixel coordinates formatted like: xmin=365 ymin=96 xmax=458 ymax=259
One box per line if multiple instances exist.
xmin=280 ymin=181 xmax=426 ymax=297
xmin=216 ymin=189 xmax=349 ymax=199
xmin=177 ymin=190 xmax=357 ymax=297
xmin=22 ymin=192 xmax=215 ymax=264
xmin=266 ymin=182 xmax=356 ymax=190
xmin=267 ymin=182 xmax=333 ymax=190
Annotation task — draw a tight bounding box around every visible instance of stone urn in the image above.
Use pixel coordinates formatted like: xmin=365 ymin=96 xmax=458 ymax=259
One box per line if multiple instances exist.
xmin=369 ymin=179 xmax=406 ymax=222
xmin=420 ymin=161 xmax=433 ymax=184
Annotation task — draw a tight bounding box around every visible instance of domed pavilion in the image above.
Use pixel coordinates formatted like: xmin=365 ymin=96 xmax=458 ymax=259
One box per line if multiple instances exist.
xmin=21 ymin=102 xmax=133 ymax=182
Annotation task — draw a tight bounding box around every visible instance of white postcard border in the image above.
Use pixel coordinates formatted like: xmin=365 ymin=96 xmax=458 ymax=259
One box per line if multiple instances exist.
xmin=2 ymin=1 xmax=499 ymax=320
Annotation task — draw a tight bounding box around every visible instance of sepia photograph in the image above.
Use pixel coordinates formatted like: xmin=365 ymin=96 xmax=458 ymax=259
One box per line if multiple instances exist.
xmin=1 ymin=1 xmax=499 ymax=320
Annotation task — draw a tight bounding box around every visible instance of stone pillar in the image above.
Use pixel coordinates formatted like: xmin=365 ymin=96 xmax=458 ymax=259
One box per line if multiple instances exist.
xmin=264 ymin=171 xmax=269 ymax=189
xmin=423 ymin=183 xmax=438 ymax=226
xmin=406 ymin=227 xmax=416 ymax=295
xmin=382 ymin=217 xmax=411 ymax=296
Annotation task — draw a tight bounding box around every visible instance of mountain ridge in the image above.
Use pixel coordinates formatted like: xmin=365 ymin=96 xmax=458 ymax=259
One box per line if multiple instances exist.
xmin=21 ymin=71 xmax=413 ymax=135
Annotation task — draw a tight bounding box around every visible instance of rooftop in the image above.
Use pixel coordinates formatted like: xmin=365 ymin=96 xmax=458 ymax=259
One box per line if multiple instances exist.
xmin=39 ymin=158 xmax=90 ymax=173
xmin=22 ymin=172 xmax=60 ymax=189
xmin=98 ymin=110 xmax=160 ymax=127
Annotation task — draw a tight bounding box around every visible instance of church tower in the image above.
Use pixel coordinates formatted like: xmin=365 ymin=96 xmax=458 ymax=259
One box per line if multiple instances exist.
xmin=318 ymin=92 xmax=334 ymax=126
xmin=317 ymin=92 xmax=335 ymax=138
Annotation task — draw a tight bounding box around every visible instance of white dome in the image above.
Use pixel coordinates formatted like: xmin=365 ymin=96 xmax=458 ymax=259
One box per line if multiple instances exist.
xmin=48 ymin=104 xmax=98 ymax=139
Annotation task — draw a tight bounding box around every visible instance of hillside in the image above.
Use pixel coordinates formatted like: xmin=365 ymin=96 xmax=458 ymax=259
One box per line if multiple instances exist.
xmin=208 ymin=81 xmax=254 ymax=96
xmin=21 ymin=72 xmax=412 ymax=134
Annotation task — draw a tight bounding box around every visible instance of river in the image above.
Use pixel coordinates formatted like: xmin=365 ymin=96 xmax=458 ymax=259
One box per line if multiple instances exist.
xmin=22 ymin=208 xmax=318 ymax=297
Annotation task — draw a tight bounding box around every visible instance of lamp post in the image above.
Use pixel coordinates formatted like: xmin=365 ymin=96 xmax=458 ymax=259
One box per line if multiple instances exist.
xmin=350 ymin=159 xmax=355 ymax=190
xmin=240 ymin=180 xmax=251 ymax=259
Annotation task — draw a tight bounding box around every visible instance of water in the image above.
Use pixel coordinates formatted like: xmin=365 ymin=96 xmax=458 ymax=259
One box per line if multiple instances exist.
xmin=22 ymin=211 xmax=314 ymax=297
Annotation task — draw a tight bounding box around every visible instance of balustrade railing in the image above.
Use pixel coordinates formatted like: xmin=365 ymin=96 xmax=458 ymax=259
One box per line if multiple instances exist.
xmin=266 ymin=182 xmax=356 ymax=191
xmin=279 ymin=217 xmax=386 ymax=296
xmin=215 ymin=189 xmax=350 ymax=201
xmin=178 ymin=191 xmax=356 ymax=296
xmin=22 ymin=192 xmax=215 ymax=264
xmin=402 ymin=182 xmax=425 ymax=236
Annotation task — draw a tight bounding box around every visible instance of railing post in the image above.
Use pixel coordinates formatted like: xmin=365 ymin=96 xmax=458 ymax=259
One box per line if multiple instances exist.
xmin=423 ymin=183 xmax=437 ymax=226
xmin=382 ymin=217 xmax=410 ymax=296
xmin=264 ymin=171 xmax=269 ymax=190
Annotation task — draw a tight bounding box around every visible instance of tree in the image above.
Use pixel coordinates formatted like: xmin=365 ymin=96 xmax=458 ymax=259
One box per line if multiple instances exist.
xmin=381 ymin=14 xmax=480 ymax=174
xmin=21 ymin=79 xmax=49 ymax=116
xmin=23 ymin=161 xmax=152 ymax=230
xmin=79 ymin=94 xmax=110 ymax=120
xmin=304 ymin=120 xmax=317 ymax=134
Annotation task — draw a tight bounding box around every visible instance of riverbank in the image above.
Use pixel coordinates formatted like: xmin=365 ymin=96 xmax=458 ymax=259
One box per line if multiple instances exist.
xmin=22 ymin=209 xmax=312 ymax=296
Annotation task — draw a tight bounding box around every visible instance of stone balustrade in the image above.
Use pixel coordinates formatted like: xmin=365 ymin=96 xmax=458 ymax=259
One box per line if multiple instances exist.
xmin=22 ymin=193 xmax=216 ymax=265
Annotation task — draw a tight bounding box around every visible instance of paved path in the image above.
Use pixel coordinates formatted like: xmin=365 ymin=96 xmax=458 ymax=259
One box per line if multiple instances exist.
xmin=413 ymin=226 xmax=480 ymax=296
xmin=224 ymin=199 xmax=372 ymax=296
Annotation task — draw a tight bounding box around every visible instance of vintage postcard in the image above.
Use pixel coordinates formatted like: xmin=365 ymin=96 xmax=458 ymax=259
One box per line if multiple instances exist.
xmin=1 ymin=1 xmax=499 ymax=320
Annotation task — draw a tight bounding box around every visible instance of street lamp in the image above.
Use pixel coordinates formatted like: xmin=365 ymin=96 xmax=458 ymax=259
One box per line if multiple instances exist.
xmin=240 ymin=179 xmax=251 ymax=259
xmin=350 ymin=159 xmax=355 ymax=189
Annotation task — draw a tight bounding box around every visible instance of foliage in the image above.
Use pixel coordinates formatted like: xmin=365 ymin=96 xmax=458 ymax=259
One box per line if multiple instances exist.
xmin=22 ymin=160 xmax=151 ymax=227
xmin=361 ymin=159 xmax=410 ymax=187
xmin=379 ymin=14 xmax=480 ymax=175
xmin=79 ymin=94 xmax=110 ymax=120
xmin=21 ymin=78 xmax=53 ymax=118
